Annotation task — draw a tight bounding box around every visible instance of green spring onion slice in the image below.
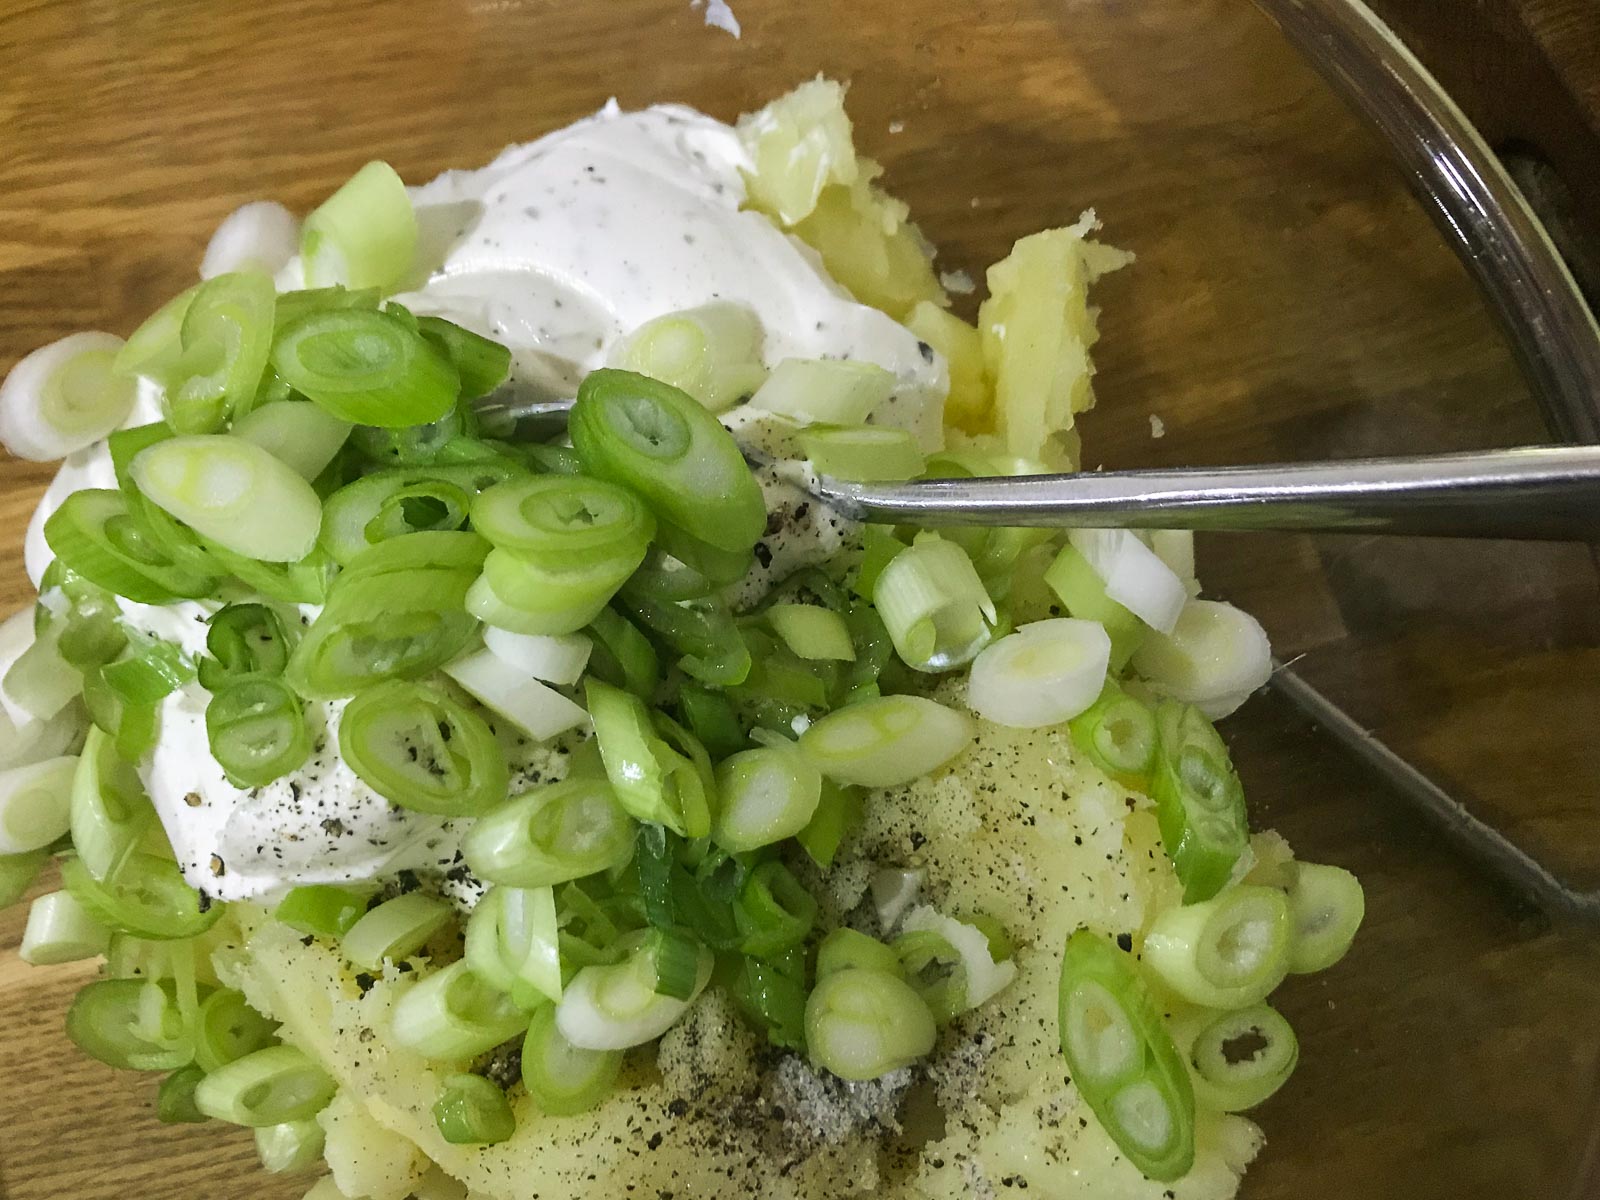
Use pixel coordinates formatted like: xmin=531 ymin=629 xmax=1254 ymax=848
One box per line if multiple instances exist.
xmin=569 ymin=368 xmax=765 ymax=554
xmin=852 ymin=525 xmax=907 ymax=601
xmin=1285 ymin=862 xmax=1365 ymax=974
xmin=194 ymin=987 xmax=280 ymax=1072
xmin=766 ymin=603 xmax=856 ymax=663
xmin=1142 ymin=885 xmax=1291 ymax=1009
xmin=35 ymin=560 xmax=127 ymax=671
xmin=799 ymin=423 xmax=926 ymax=482
xmin=193 ymin=1045 xmax=337 ymax=1127
xmin=300 ymin=160 xmax=418 ymax=293
xmin=721 ymin=946 xmax=808 ymax=1051
xmin=1150 ymin=701 xmax=1249 ymax=903
xmin=555 ymin=879 xmax=639 ymax=972
xmin=804 ymin=966 xmax=936 ymax=1081
xmin=872 ymin=533 xmax=996 ymax=672
xmin=606 ymin=301 xmax=766 ymax=414
xmin=271 ymin=308 xmax=459 ymax=428
xmin=713 ymin=744 xmax=822 ymax=853
xmin=254 ymin=1118 xmax=326 ymax=1172
xmin=349 ymin=403 xmax=464 ymax=466
xmin=320 ymin=460 xmax=525 ymax=565
xmin=1173 ymin=1002 xmax=1300 ymax=1113
xmin=649 ymin=521 xmax=753 ymax=590
xmin=891 ymin=928 xmax=967 ymax=1023
xmin=416 ymin=316 xmax=512 ymax=400
xmin=794 ymin=779 xmax=862 ymax=871
xmin=586 ymin=679 xmax=712 ymax=838
xmin=521 ymin=1003 xmax=622 ymax=1116
xmin=462 ymin=778 xmax=636 ymax=889
xmin=109 ymin=424 xmax=177 ymax=489
xmin=1058 ymin=929 xmax=1196 ymax=1182
xmin=69 ymin=726 xmax=156 ymax=881
xmin=340 ymin=891 xmax=452 ymax=970
xmin=338 ymin=679 xmax=508 ymax=818
xmin=44 ymin=489 xmax=220 ymax=604
xmin=585 ymin=608 xmax=660 ymax=698
xmin=816 ymin=928 xmax=901 ymax=979
xmin=1068 ymin=680 xmax=1158 ymax=789
xmin=273 ymin=884 xmax=372 ymax=940
xmin=464 ymin=884 xmax=564 ymax=1008
xmin=471 ymin=474 xmax=655 ymax=568
xmin=390 ymin=959 xmax=531 ymax=1061
xmin=475 ymin=543 xmax=645 ymax=636
xmin=798 ymin=694 xmax=974 ymax=789
xmin=205 ymin=675 xmax=311 ymax=788
xmin=231 ymin=400 xmax=353 ymax=481
xmin=733 ymin=862 xmax=817 ymax=959
xmin=616 ymin=588 xmax=750 ymax=688
xmin=272 ymin=284 xmax=381 ymax=331
xmin=66 ymin=978 xmax=194 ymax=1071
xmin=433 ymin=1073 xmax=517 ymax=1145
xmin=151 ymin=270 xmax=278 ymax=434
xmin=0 ymin=849 xmax=47 ymax=910
xmin=200 ymin=603 xmax=293 ymax=691
xmin=60 ymin=853 xmax=222 ymax=941
xmin=115 ymin=285 xmax=200 ymax=381
xmin=555 ymin=932 xmax=713 ymax=1051
xmin=158 ymin=1065 xmax=210 ymax=1125
xmin=676 ymin=684 xmax=746 ymax=761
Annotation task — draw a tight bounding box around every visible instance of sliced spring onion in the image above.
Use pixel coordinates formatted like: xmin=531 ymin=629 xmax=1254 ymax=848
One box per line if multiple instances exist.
xmin=474 ymin=547 xmax=643 ymax=637
xmin=1058 ymin=930 xmax=1195 ymax=1182
xmin=158 ymin=1065 xmax=210 ymax=1124
xmin=1142 ymin=885 xmax=1291 ymax=1009
xmin=200 ymin=603 xmax=294 ymax=690
xmin=66 ymin=978 xmax=193 ymax=1071
xmin=606 ymin=302 xmax=766 ymax=414
xmin=586 ymin=679 xmax=712 ymax=837
xmin=853 ymin=525 xmax=907 ymax=601
xmin=733 ymin=862 xmax=817 ymax=958
xmin=471 ymin=474 xmax=655 ymax=568
xmin=1178 ymin=1002 xmax=1299 ymax=1112
xmin=433 ymin=1073 xmax=517 ymax=1145
xmin=873 ymin=534 xmax=996 ymax=672
xmin=1131 ymin=600 xmax=1272 ymax=721
xmin=1285 ymin=862 xmax=1365 ymax=974
xmin=0 ymin=850 xmax=47 ymax=910
xmin=795 ymin=779 xmax=861 ymax=870
xmin=114 ymin=285 xmax=199 ymax=381
xmin=130 ymin=434 xmax=322 ymax=562
xmin=339 ymin=679 xmax=508 ymax=816
xmin=721 ymin=946 xmax=808 ymax=1051
xmin=61 ymin=853 xmax=222 ymax=941
xmin=805 ymin=966 xmax=936 ymax=1081
xmin=464 ymin=884 xmax=563 ymax=1007
xmin=0 ymin=332 xmax=136 ymax=460
xmin=556 ymin=934 xmax=713 ymax=1050
xmin=195 ymin=987 xmax=280 ymax=1072
xmin=798 ymin=694 xmax=974 ymax=788
xmin=897 ymin=905 xmax=1017 ymax=1018
xmin=1149 ymin=530 xmax=1198 ymax=596
xmin=799 ymin=423 xmax=926 ymax=481
xmin=155 ymin=270 xmax=278 ymax=433
xmin=1043 ymin=542 xmax=1147 ymax=669
xmin=415 ymin=316 xmax=512 ymax=400
xmin=274 ymin=884 xmax=373 ymax=940
xmin=870 ymin=866 xmax=924 ymax=932
xmin=462 ymin=777 xmax=635 ymax=888
xmin=201 ymin=200 xmax=300 ymax=280
xmin=648 ymin=522 xmax=754 ymax=591
xmin=319 ymin=460 xmax=524 ymax=565
xmin=817 ymin=927 xmax=901 ymax=978
xmin=2 ymin=619 xmax=83 ymax=727
xmin=1067 ymin=529 xmax=1187 ymax=636
xmin=481 ymin=626 xmax=591 ymax=687
xmin=0 ymin=756 xmax=77 ymax=854
xmin=442 ymin=648 xmax=589 ymax=742
xmin=585 ymin=608 xmax=659 ymax=697
xmin=207 ymin=676 xmax=311 ymax=788
xmin=569 ymin=369 xmax=766 ymax=554
xmin=521 ymin=1003 xmax=622 ymax=1116
xmin=767 ymin=603 xmax=855 ymax=662
xmin=206 ymin=539 xmax=333 ymax=606
xmin=34 ymin=560 xmax=127 ymax=673
xmin=44 ymin=488 xmax=219 ymax=603
xmin=966 ymin=617 xmax=1111 ymax=729
xmin=713 ymin=743 xmax=822 ymax=852
xmin=301 ymin=161 xmax=418 ymax=292
xmin=350 ymin=405 xmax=464 ymax=465
xmin=1150 ymin=702 xmax=1249 ymax=903
xmin=20 ymin=889 xmax=110 ymax=964
xmin=232 ymin=400 xmax=353 ymax=481
xmin=255 ymin=1118 xmax=327 ymax=1173
xmin=1067 ymin=681 xmax=1158 ymax=788
xmin=616 ymin=588 xmax=750 ymax=687
xmin=272 ymin=307 xmax=459 ymax=428
xmin=391 ymin=959 xmax=531 ymax=1060
xmin=676 ymin=684 xmax=745 ymax=761
xmin=749 ymin=357 xmax=895 ymax=425
xmin=340 ymin=891 xmax=452 ymax=970
xmin=193 ymin=1045 xmax=336 ymax=1127
xmin=69 ymin=726 xmax=155 ymax=881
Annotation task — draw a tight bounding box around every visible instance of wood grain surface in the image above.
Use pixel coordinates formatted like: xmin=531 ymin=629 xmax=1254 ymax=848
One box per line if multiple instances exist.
xmin=2 ymin=1 xmax=1599 ymax=1199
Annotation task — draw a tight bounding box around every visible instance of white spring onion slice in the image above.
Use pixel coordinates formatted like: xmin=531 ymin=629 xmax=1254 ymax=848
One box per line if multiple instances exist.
xmin=443 ymin=648 xmax=589 ymax=741
xmin=20 ymin=889 xmax=110 ymax=965
xmin=0 ymin=332 xmax=137 ymax=462
xmin=713 ymin=743 xmax=823 ymax=852
xmin=870 ymin=867 xmax=924 ymax=932
xmin=201 ymin=201 xmax=301 ymax=280
xmin=0 ymin=697 xmax=83 ymax=772
xmin=899 ymin=905 xmax=1017 ymax=1010
xmin=557 ymin=937 xmax=714 ymax=1051
xmin=231 ymin=401 xmax=353 ymax=481
xmin=749 ymin=357 xmax=896 ymax=426
xmin=130 ymin=434 xmax=322 ymax=562
xmin=341 ymin=892 xmax=452 ymax=971
xmin=391 ymin=959 xmax=531 ymax=1060
xmin=1068 ymin=528 xmax=1187 ymax=634
xmin=606 ymin=302 xmax=767 ymax=414
xmin=301 ymin=161 xmax=418 ymax=293
xmin=0 ymin=755 xmax=78 ymax=854
xmin=254 ymin=1118 xmax=326 ymax=1175
xmin=1063 ymin=978 xmax=1141 ymax=1086
xmin=1131 ymin=599 xmax=1272 ymax=720
xmin=464 ymin=884 xmax=563 ymax=1007
xmin=966 ymin=617 xmax=1111 ymax=728
xmin=1286 ymin=862 xmax=1365 ymax=974
xmin=481 ymin=626 xmax=592 ymax=687
xmin=1148 ymin=530 xmax=1199 ymax=596
xmin=798 ymin=694 xmax=975 ymax=788
xmin=1 ymin=616 xmax=83 ymax=729
xmin=767 ymin=603 xmax=855 ymax=662
xmin=804 ymin=966 xmax=937 ymax=1081
xmin=873 ymin=535 xmax=996 ymax=672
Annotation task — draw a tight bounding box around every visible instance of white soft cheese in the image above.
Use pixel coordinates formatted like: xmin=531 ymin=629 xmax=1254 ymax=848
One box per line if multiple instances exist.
xmin=23 ymin=102 xmax=945 ymax=903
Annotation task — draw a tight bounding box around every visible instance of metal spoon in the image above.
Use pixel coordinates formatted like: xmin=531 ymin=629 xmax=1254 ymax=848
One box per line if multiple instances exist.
xmin=476 ymin=397 xmax=1600 ymax=541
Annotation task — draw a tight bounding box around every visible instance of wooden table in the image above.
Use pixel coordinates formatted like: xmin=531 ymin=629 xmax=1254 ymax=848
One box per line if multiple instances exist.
xmin=3 ymin=2 xmax=1599 ymax=1198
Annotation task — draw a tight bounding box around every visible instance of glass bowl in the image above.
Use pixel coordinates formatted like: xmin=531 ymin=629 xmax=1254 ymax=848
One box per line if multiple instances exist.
xmin=2 ymin=1 xmax=1597 ymax=1197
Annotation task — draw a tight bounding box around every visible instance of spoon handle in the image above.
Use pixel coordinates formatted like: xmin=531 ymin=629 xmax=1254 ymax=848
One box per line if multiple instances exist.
xmin=812 ymin=445 xmax=1600 ymax=540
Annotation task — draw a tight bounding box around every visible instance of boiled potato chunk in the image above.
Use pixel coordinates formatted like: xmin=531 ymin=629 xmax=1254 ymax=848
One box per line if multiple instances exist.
xmin=738 ymin=76 xmax=861 ymax=225
xmin=907 ymin=301 xmax=991 ymax=433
